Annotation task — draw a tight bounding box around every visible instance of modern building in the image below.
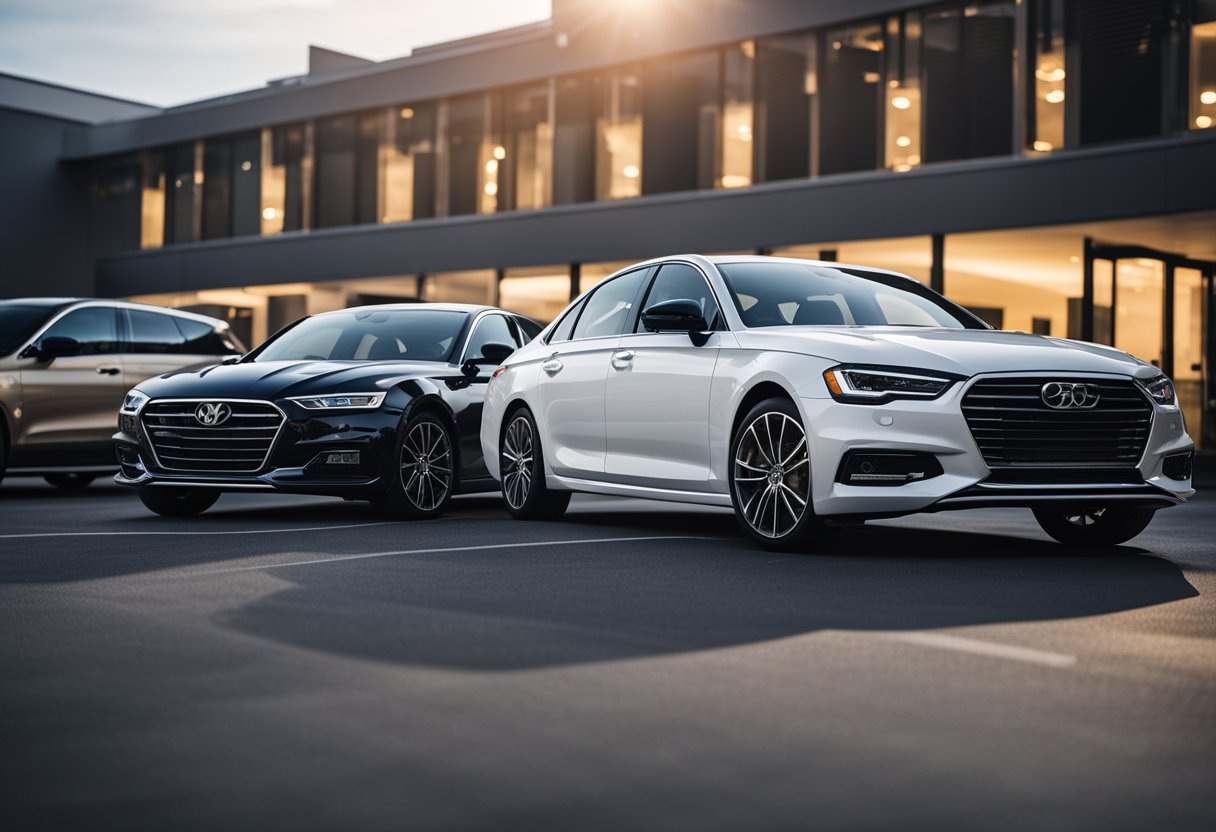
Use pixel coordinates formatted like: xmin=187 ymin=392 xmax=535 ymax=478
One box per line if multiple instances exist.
xmin=1 ymin=0 xmax=1214 ymax=446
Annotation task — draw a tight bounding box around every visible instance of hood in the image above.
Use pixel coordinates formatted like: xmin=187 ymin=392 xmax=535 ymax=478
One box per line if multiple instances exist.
xmin=735 ymin=327 xmax=1158 ymax=378
xmin=134 ymin=359 xmax=457 ymax=400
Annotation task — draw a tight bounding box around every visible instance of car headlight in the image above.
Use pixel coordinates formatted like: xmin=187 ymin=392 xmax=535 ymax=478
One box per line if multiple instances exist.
xmin=289 ymin=393 xmax=385 ymax=410
xmin=823 ymin=366 xmax=960 ymax=404
xmin=1139 ymin=374 xmax=1176 ymax=406
xmin=121 ymin=389 xmax=150 ymax=414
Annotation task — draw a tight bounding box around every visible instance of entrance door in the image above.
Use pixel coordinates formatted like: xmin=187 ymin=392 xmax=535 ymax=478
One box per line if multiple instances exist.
xmin=1088 ymin=245 xmax=1214 ymax=450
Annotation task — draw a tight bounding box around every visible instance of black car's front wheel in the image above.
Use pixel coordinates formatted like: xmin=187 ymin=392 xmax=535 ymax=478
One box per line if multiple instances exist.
xmin=138 ymin=486 xmax=220 ymax=517
xmin=1032 ymin=506 xmax=1156 ymax=547
xmin=500 ymin=407 xmax=570 ymax=520
xmin=730 ymin=397 xmax=836 ymax=552
xmin=375 ymin=411 xmax=455 ymax=520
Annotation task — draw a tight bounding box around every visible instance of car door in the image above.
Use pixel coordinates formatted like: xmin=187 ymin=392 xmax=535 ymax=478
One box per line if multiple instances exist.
xmin=537 ymin=267 xmax=651 ymax=479
xmin=15 ymin=305 xmax=125 ymax=460
xmin=454 ymin=312 xmax=520 ymax=482
xmin=605 ymin=262 xmax=727 ymax=490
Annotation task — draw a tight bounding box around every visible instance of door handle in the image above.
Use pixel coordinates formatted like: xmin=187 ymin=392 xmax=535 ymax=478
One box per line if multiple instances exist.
xmin=611 ymin=349 xmax=635 ymax=370
xmin=541 ymin=358 xmax=563 ymax=376
xmin=96 ymin=365 xmax=121 ymax=376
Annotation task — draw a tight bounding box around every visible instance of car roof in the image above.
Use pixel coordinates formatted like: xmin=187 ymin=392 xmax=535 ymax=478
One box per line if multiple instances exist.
xmin=0 ymin=297 xmax=85 ymax=307
xmin=0 ymin=297 xmax=231 ymax=328
xmin=333 ymin=302 xmax=502 ymax=316
xmin=619 ymin=254 xmax=921 ymax=283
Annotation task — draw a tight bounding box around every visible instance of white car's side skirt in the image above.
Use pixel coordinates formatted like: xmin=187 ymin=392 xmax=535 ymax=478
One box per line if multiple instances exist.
xmin=548 ymin=475 xmax=734 ymax=508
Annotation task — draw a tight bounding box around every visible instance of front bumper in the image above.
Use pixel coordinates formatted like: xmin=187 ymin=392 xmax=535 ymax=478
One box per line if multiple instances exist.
xmin=799 ymin=373 xmax=1195 ymax=517
xmin=113 ymin=400 xmax=400 ymax=497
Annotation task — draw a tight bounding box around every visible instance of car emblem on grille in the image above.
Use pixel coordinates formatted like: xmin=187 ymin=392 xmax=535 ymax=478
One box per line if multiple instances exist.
xmin=194 ymin=402 xmax=232 ymax=426
xmin=1040 ymin=382 xmax=1101 ymax=410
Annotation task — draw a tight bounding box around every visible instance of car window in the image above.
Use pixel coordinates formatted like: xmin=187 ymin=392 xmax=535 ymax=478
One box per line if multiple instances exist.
xmin=515 ymin=316 xmax=543 ymax=344
xmin=127 ymin=310 xmax=186 ymax=353
xmin=254 ymin=309 xmax=466 ymax=363
xmin=637 ymin=263 xmax=722 ymax=331
xmin=463 ymin=314 xmax=516 ymax=361
xmin=571 ymin=269 xmax=647 ymax=340
xmin=717 ymin=262 xmax=980 ymax=329
xmin=547 ymin=299 xmax=584 ymax=344
xmin=40 ymin=306 xmax=119 ymax=355
xmin=176 ymin=317 xmax=242 ymax=354
xmin=0 ymin=304 xmax=70 ymax=357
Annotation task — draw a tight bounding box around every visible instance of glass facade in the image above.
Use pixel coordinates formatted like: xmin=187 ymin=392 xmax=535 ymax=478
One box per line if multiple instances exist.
xmin=94 ymin=1 xmax=1215 ymax=251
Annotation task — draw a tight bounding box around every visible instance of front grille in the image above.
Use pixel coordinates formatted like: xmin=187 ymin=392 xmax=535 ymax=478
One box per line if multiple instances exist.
xmin=961 ymin=377 xmax=1152 ymax=467
xmin=142 ymin=401 xmax=283 ymax=473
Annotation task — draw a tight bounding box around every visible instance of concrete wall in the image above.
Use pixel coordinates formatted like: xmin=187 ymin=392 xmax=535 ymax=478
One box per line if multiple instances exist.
xmin=0 ymin=107 xmax=92 ymax=298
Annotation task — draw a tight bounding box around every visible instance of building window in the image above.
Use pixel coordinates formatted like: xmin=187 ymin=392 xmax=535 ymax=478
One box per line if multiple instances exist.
xmin=720 ymin=41 xmax=755 ymax=188
xmin=501 ymin=83 xmax=554 ymax=211
xmin=382 ymin=102 xmax=438 ymax=223
xmin=1068 ymin=0 xmax=1170 ymax=145
xmin=166 ymin=141 xmax=202 ymax=245
xmin=642 ymin=50 xmax=720 ymax=194
xmin=884 ymin=13 xmax=922 ymax=172
xmin=444 ymin=93 xmax=501 ymax=217
xmin=139 ymin=151 xmax=165 ymax=250
xmin=201 ymin=137 xmax=232 ymax=240
xmin=422 ymin=269 xmax=497 ymax=305
xmin=755 ymin=33 xmax=816 ymax=182
xmin=772 ymin=237 xmax=935 ymax=285
xmin=1192 ymin=7 xmax=1216 ymax=131
xmin=312 ymin=112 xmax=380 ymax=229
xmin=921 ymin=1 xmax=1016 ymax=165
xmin=499 ymin=266 xmax=571 ymax=321
xmin=820 ymin=21 xmax=883 ymax=175
xmin=261 ymin=123 xmax=312 ymax=235
xmin=90 ymin=154 xmax=142 ymax=256
xmin=553 ymin=74 xmax=595 ymax=204
xmin=1029 ymin=0 xmax=1067 ymax=152
xmin=596 ymin=67 xmax=643 ymax=200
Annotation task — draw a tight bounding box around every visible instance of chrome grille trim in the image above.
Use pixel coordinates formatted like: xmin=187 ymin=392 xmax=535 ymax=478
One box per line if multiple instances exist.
xmin=960 ymin=376 xmax=1153 ymax=468
xmin=141 ymin=398 xmax=286 ymax=474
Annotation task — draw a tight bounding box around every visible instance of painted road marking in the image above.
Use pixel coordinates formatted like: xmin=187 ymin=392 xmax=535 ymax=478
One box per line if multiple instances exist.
xmin=880 ymin=631 xmax=1077 ymax=668
xmin=191 ymin=535 xmax=716 ymax=575
xmin=0 ymin=521 xmax=400 ymax=540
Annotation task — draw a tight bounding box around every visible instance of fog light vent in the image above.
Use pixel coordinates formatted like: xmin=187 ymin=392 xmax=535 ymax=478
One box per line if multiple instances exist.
xmin=325 ymin=452 xmax=361 ymax=466
xmin=1162 ymin=451 xmax=1193 ymax=481
xmin=836 ymin=452 xmax=944 ymax=487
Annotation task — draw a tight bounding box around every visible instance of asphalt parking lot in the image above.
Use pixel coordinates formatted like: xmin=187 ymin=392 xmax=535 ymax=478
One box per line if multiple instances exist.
xmin=1 ymin=476 xmax=1214 ymax=831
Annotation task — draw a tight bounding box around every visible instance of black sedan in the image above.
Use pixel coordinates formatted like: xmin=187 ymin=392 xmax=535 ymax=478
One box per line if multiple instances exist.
xmin=114 ymin=304 xmax=540 ymax=518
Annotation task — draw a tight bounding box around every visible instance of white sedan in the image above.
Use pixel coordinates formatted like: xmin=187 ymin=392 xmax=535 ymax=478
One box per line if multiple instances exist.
xmin=480 ymin=255 xmax=1195 ymax=550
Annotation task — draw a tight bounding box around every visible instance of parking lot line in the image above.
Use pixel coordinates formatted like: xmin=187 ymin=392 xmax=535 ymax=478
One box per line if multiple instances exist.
xmin=0 ymin=521 xmax=400 ymax=539
xmin=191 ymin=535 xmax=718 ymax=576
xmin=878 ymin=631 xmax=1077 ymax=668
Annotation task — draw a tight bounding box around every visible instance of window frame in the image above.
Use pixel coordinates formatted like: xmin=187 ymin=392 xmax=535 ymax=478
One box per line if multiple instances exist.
xmin=567 ymin=266 xmax=654 ymax=342
xmin=459 ymin=311 xmax=517 ymax=364
xmin=631 ymin=261 xmax=728 ymax=333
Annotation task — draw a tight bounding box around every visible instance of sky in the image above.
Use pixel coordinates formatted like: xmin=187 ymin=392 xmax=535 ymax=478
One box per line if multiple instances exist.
xmin=0 ymin=0 xmax=552 ymax=106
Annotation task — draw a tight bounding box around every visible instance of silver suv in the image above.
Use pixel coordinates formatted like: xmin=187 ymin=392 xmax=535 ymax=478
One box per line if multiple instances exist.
xmin=0 ymin=299 xmax=244 ymax=489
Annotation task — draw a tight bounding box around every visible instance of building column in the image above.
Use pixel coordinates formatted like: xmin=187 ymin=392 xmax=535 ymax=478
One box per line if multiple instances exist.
xmin=1081 ymin=237 xmax=1095 ymax=343
xmin=569 ymin=262 xmax=581 ymax=302
xmin=930 ymin=233 xmax=945 ymax=294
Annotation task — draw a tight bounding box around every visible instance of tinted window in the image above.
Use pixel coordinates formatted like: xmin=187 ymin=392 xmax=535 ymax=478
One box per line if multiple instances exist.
xmin=572 ymin=270 xmax=647 ymax=340
xmin=463 ymin=314 xmax=516 ymax=361
xmin=127 ymin=310 xmax=185 ymax=353
xmin=547 ymin=299 xmax=584 ymax=344
xmin=638 ymin=263 xmax=721 ymax=331
xmin=515 ymin=316 xmax=543 ymax=343
xmin=40 ymin=307 xmax=119 ymax=355
xmin=175 ymin=317 xmax=242 ymax=354
xmin=717 ymin=262 xmax=980 ymax=329
xmin=254 ymin=309 xmax=467 ymax=363
xmin=0 ymin=304 xmax=66 ymax=357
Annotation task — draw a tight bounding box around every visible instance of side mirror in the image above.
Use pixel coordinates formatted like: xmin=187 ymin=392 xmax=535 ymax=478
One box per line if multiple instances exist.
xmin=221 ymin=355 xmax=242 ymax=365
xmin=22 ymin=336 xmax=82 ymax=362
xmin=461 ymin=341 xmax=516 ymax=377
xmin=641 ymin=299 xmax=709 ymax=334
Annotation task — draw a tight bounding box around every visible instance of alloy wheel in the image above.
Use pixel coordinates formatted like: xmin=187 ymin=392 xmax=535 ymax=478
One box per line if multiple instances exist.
xmin=400 ymin=420 xmax=453 ymax=512
xmin=501 ymin=415 xmax=534 ymax=510
xmin=733 ymin=411 xmax=811 ymax=539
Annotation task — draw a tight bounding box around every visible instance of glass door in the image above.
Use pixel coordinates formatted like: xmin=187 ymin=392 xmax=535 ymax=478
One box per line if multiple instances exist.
xmin=1174 ymin=268 xmax=1206 ymax=446
xmin=1113 ymin=258 xmax=1165 ymax=369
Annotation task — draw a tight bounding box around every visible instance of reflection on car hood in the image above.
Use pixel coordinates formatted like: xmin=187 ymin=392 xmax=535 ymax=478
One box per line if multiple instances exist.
xmin=134 ymin=359 xmax=458 ymax=400
xmin=735 ymin=327 xmax=1157 ymax=377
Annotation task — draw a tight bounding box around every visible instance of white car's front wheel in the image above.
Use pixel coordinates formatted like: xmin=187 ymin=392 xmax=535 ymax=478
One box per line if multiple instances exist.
xmin=500 ymin=407 xmax=571 ymax=521
xmin=730 ymin=398 xmax=836 ymax=552
xmin=1032 ymin=506 xmax=1156 ymax=547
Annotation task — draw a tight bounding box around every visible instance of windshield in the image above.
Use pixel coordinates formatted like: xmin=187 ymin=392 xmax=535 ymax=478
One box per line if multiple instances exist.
xmin=252 ymin=309 xmax=469 ymax=363
xmin=717 ymin=262 xmax=983 ymax=329
xmin=0 ymin=304 xmax=70 ymax=357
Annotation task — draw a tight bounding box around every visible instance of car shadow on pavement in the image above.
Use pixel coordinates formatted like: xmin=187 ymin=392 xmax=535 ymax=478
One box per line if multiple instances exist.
xmin=219 ymin=515 xmax=1198 ymax=673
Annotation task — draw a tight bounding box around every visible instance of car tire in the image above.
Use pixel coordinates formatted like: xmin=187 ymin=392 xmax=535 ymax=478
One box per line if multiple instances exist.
xmin=729 ymin=397 xmax=837 ymax=552
xmin=138 ymin=486 xmax=220 ymax=517
xmin=45 ymin=473 xmax=98 ymax=490
xmin=374 ymin=410 xmax=456 ymax=520
xmin=500 ymin=406 xmax=571 ymax=521
xmin=1032 ymin=506 xmax=1156 ymax=547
